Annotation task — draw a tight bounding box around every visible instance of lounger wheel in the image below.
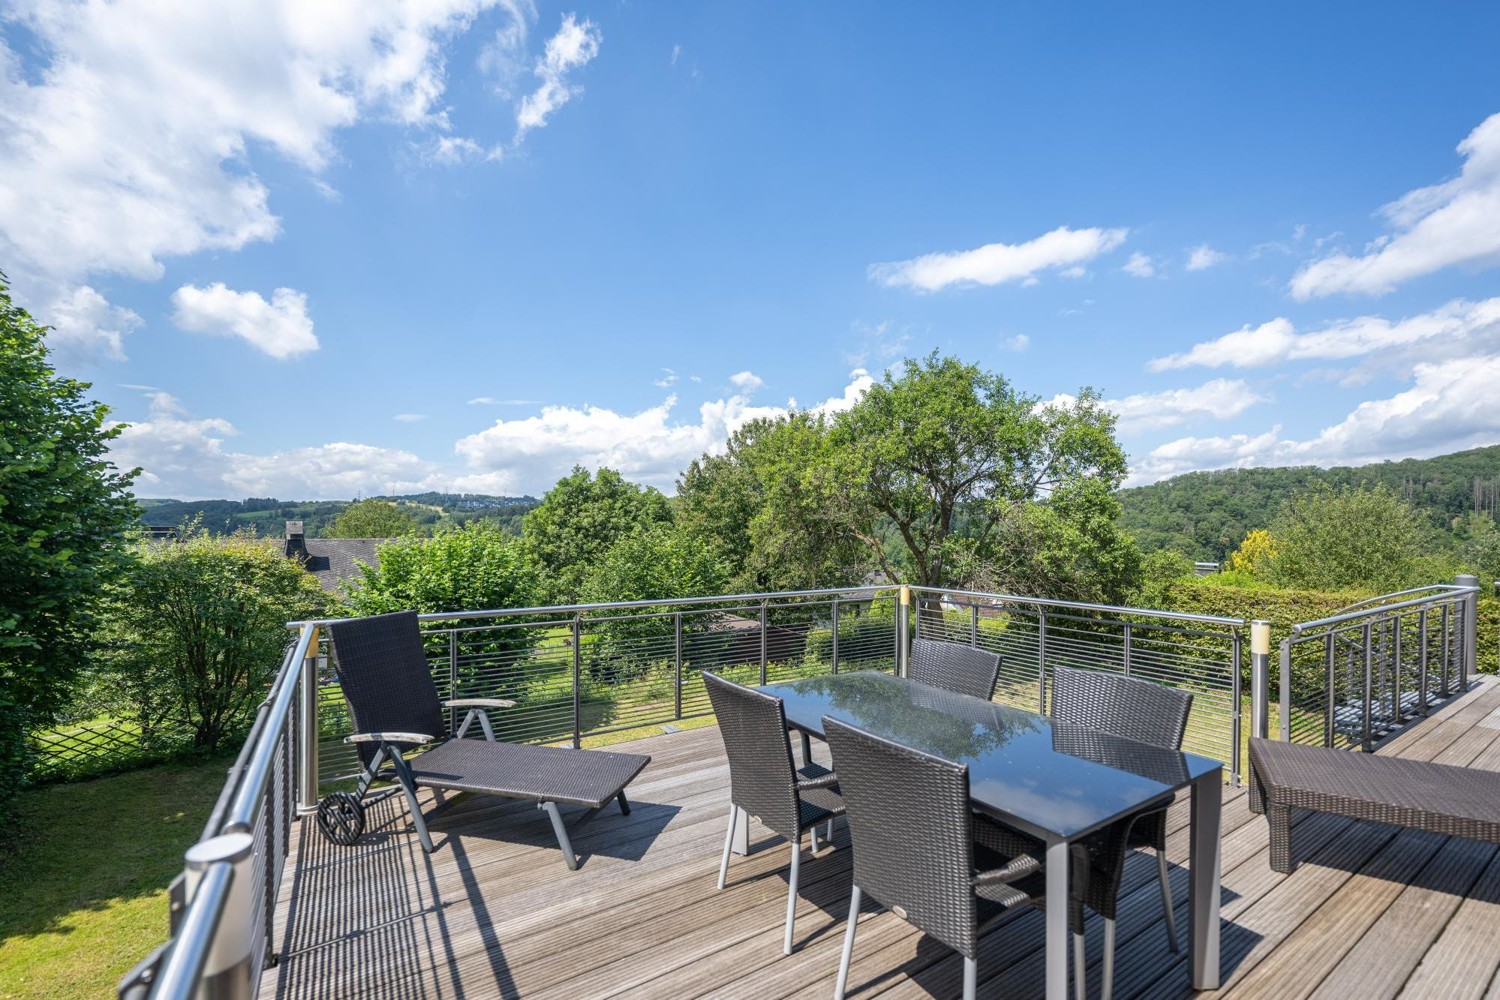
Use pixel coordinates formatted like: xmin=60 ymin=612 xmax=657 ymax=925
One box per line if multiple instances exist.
xmin=316 ymin=791 xmax=365 ymax=846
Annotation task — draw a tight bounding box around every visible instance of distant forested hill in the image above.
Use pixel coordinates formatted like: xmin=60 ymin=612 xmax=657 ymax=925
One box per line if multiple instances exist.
xmin=138 ymin=493 xmax=539 ymax=537
xmin=1119 ymin=445 xmax=1500 ymax=561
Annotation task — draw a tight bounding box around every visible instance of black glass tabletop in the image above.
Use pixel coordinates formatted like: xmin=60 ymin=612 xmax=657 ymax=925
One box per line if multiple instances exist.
xmin=759 ymin=671 xmax=1222 ymax=841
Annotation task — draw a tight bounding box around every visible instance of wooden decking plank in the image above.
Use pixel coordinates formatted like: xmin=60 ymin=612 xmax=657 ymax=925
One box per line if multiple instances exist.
xmin=1309 ymin=836 xmax=1498 ymax=1000
xmin=1396 ymin=843 xmax=1500 ymax=1000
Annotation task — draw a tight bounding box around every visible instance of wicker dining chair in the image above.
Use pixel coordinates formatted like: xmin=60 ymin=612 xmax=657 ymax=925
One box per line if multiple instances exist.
xmin=908 ymin=637 xmax=1003 ymax=701
xmin=823 ymin=715 xmax=1049 ymax=1000
xmin=1051 ymin=665 xmax=1193 ymax=1000
xmin=702 ymin=671 xmax=845 ymax=956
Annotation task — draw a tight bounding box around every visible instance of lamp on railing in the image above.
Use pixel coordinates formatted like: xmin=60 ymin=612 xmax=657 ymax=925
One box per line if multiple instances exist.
xmin=1250 ymin=620 xmax=1271 ymax=741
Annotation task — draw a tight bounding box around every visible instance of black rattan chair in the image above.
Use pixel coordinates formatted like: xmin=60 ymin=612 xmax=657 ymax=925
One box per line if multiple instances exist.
xmin=326 ymin=611 xmax=650 ymax=869
xmin=703 ymin=671 xmax=844 ymax=956
xmin=1051 ymin=665 xmax=1193 ymax=1000
xmin=909 ymin=638 xmax=1003 ymax=701
xmin=823 ymin=715 xmax=1048 ymax=1000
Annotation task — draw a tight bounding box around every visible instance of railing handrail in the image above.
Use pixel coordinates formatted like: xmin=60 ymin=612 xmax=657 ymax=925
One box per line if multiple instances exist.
xmin=1329 ymin=583 xmax=1476 ymax=617
xmin=1290 ymin=585 xmax=1477 ymax=634
xmin=224 ymin=625 xmax=314 ymax=831
xmin=907 ymin=585 xmax=1247 ymax=627
xmin=284 ymin=585 xmax=897 ymax=628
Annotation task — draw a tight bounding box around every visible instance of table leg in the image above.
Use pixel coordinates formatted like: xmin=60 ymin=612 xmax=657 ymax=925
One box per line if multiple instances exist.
xmin=1189 ymin=772 xmax=1222 ymax=990
xmin=731 ymin=802 xmax=751 ymax=856
xmin=1046 ymin=836 xmax=1069 ymax=1000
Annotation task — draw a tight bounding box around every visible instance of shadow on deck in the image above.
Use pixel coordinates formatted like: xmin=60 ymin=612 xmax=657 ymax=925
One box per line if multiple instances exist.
xmin=258 ymin=677 xmax=1500 ymax=1000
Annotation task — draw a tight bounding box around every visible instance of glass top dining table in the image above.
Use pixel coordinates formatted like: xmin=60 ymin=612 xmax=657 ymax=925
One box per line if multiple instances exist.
xmin=752 ymin=670 xmax=1223 ymax=998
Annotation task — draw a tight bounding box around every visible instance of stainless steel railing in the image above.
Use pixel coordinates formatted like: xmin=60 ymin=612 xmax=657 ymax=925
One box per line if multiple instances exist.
xmin=1252 ymin=577 xmax=1480 ymax=751
xmin=906 ymin=586 xmax=1247 ymax=778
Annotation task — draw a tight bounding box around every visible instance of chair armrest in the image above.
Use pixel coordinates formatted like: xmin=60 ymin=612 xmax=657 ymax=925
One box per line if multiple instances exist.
xmin=797 ymin=771 xmax=839 ymax=791
xmin=444 ymin=698 xmax=517 ymax=709
xmin=344 ymin=732 xmax=436 ymax=745
xmin=974 ymin=852 xmax=1042 ymax=886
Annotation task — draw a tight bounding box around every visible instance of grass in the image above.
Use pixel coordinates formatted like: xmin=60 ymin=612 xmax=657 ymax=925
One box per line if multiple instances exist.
xmin=0 ymin=754 xmax=230 ymax=1000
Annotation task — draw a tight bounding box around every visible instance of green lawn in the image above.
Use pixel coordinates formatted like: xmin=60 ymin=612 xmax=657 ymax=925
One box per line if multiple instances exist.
xmin=0 ymin=755 xmax=229 ymax=1000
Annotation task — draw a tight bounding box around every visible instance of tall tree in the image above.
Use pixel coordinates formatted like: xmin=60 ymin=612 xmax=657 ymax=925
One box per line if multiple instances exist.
xmin=1268 ymin=483 xmax=1430 ymax=593
xmin=0 ymin=276 xmax=139 ymax=827
xmin=822 ymin=352 xmax=1131 ymax=596
xmin=522 ymin=467 xmax=672 ymax=604
xmin=326 ymin=498 xmax=422 ymax=538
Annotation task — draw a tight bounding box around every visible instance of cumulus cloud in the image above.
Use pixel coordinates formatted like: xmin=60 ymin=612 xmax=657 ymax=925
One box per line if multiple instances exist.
xmin=1185 ymin=244 xmax=1228 ymax=271
xmin=109 ymin=392 xmax=443 ymax=499
xmin=393 ymin=413 xmax=426 ymax=422
xmin=1051 ymin=379 xmax=1266 ymax=437
xmin=170 ymin=283 xmax=319 ymax=359
xmin=515 ymin=14 xmax=602 ymax=140
xmin=1147 ymin=297 xmax=1500 ymax=373
xmin=1130 ymin=355 xmax=1500 ymax=484
xmin=452 ymin=370 xmax=873 ymax=495
xmin=1292 ymin=113 xmax=1500 ymax=299
xmin=0 ymin=0 xmax=539 ymax=363
xmin=1122 ymin=252 xmax=1156 ymax=278
xmin=654 ymin=368 xmax=679 ymax=388
xmin=1002 ymin=334 xmax=1030 ymax=353
xmin=41 ymin=285 xmax=142 ymax=366
xmin=869 ymin=226 xmax=1128 ymax=292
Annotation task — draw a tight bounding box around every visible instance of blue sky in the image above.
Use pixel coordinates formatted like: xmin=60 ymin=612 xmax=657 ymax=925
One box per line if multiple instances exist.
xmin=4 ymin=1 xmax=1500 ymax=499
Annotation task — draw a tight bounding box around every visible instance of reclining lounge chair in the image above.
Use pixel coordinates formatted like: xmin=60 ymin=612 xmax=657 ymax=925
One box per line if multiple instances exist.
xmin=326 ymin=610 xmax=651 ymax=870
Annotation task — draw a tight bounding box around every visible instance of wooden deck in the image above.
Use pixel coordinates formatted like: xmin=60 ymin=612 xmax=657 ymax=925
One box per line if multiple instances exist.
xmin=259 ymin=677 xmax=1500 ymax=1000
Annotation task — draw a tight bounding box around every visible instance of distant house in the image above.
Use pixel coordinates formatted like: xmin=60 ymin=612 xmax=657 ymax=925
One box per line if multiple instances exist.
xmin=283 ymin=520 xmax=384 ymax=591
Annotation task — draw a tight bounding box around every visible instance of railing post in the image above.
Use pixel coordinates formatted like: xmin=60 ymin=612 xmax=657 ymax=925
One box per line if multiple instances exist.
xmin=673 ymin=612 xmax=683 ymax=720
xmin=1037 ymin=608 xmax=1049 ymax=715
xmin=1457 ymin=574 xmax=1478 ymax=692
xmin=1362 ymin=622 xmax=1374 ymax=751
xmin=1229 ymin=625 xmax=1244 ymax=783
xmin=571 ymin=615 xmax=583 ymax=749
xmin=759 ymin=599 xmax=769 ymax=685
xmin=1278 ymin=637 xmax=1292 ymax=742
xmin=1418 ymin=607 xmax=1430 ymax=716
xmin=1123 ymin=622 xmax=1133 ymax=677
xmin=830 ymin=598 xmax=840 ymax=674
xmin=1250 ymin=621 xmax=1271 ymax=742
xmin=971 ymin=604 xmax=980 ymax=648
xmin=295 ymin=626 xmax=320 ymax=813
xmin=182 ymin=832 xmax=255 ymax=999
xmin=448 ymin=628 xmax=460 ymax=736
xmin=897 ymin=587 xmax=911 ymax=678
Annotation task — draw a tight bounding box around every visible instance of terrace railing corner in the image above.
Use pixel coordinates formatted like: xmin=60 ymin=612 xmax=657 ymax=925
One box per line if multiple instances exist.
xmin=1269 ymin=575 xmax=1481 ymax=753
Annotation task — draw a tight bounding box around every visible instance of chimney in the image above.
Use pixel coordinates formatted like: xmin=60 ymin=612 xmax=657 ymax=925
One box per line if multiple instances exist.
xmin=284 ymin=520 xmax=307 ymax=561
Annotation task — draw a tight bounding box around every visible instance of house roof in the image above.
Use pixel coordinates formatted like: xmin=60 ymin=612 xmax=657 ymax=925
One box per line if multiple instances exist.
xmin=296 ymin=538 xmax=383 ymax=591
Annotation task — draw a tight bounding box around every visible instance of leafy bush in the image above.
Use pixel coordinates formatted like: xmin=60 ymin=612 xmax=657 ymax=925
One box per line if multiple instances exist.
xmin=98 ymin=530 xmax=329 ymax=752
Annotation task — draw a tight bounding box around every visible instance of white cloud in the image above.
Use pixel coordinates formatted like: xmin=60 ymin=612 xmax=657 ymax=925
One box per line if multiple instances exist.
xmin=430 ymin=135 xmax=506 ymax=165
xmin=671 ymin=44 xmax=682 ymax=67
xmin=1292 ymin=113 xmax=1500 ymax=299
xmin=452 ymin=371 xmax=872 ymax=494
xmin=515 ymin=14 xmax=602 ymax=141
xmin=41 ymin=285 xmax=142 ymax=365
xmin=1128 ymin=428 xmax=1283 ymax=485
xmin=394 ymin=413 xmax=426 ymax=422
xmin=1185 ymin=244 xmax=1228 ymax=271
xmin=467 ymin=396 xmax=542 ymax=405
xmin=869 ymin=226 xmax=1128 ymax=292
xmin=1051 ymin=379 xmax=1266 ymax=437
xmin=1002 ymin=334 xmax=1030 ymax=353
xmin=109 ymin=392 xmax=443 ymax=499
xmin=0 ymin=0 xmax=532 ymax=363
xmin=1148 ymin=297 xmax=1500 ymax=372
xmin=170 ymin=283 xmax=319 ymax=359
xmin=1122 ymin=252 xmax=1156 ymax=278
xmin=654 ymin=368 xmax=679 ymax=388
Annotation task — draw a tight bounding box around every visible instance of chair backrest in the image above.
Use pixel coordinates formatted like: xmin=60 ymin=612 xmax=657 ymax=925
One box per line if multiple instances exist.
xmin=328 ymin=611 xmax=446 ymax=766
xmin=702 ymin=672 xmax=801 ymax=839
xmin=823 ymin=715 xmax=981 ymax=960
xmin=909 ymin=638 xmax=1002 ymax=701
xmin=1050 ymin=665 xmax=1192 ymax=750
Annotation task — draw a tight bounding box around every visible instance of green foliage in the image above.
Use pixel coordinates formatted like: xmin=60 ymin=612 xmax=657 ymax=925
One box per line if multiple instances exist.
xmin=1458 ymin=513 xmax=1500 ymax=584
xmin=578 ymin=523 xmax=730 ymax=681
xmin=98 ymin=530 xmax=328 ymax=752
xmin=1226 ymin=528 xmax=1278 ymax=577
xmin=1136 ymin=548 xmax=1197 ymax=607
xmin=1267 ymin=484 xmax=1429 ymax=593
xmin=1119 ymin=444 xmax=1500 ymax=562
xmin=344 ymin=521 xmax=539 ymax=618
xmin=825 ymin=353 xmax=1131 ymax=596
xmin=522 ymin=467 xmax=673 ymax=604
xmin=677 ymin=415 xmax=870 ymax=591
xmin=325 ymin=498 xmax=423 ymax=538
xmin=0 ymin=275 xmax=139 ymax=831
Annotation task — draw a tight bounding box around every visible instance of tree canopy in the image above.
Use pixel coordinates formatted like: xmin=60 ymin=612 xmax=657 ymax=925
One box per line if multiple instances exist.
xmin=522 ymin=467 xmax=672 ymax=604
xmin=345 ymin=521 xmax=539 ymax=617
xmin=1267 ymin=483 xmax=1429 ymax=593
xmin=325 ymin=498 xmax=422 ymax=538
xmin=1 ymin=277 xmax=140 ymax=827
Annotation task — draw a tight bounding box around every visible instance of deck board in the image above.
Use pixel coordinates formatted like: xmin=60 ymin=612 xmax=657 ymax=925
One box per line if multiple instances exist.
xmin=258 ymin=677 xmax=1500 ymax=1000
